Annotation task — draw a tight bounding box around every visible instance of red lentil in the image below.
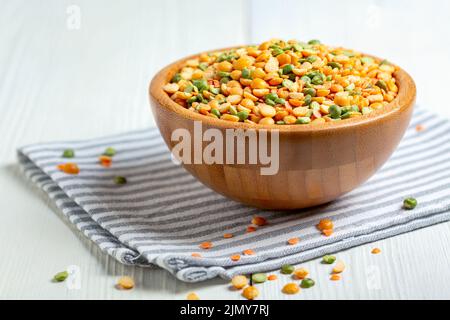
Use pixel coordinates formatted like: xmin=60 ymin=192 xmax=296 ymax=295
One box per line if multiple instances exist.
xmin=99 ymin=155 xmax=112 ymax=167
xmin=243 ymin=249 xmax=255 ymax=256
xmin=231 ymin=254 xmax=241 ymax=261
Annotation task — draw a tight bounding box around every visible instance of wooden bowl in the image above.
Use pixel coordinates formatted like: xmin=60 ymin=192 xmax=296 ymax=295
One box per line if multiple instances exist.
xmin=149 ymin=48 xmax=416 ymax=209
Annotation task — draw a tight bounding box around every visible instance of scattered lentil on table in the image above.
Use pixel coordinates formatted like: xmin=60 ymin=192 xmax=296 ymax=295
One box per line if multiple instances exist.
xmin=330 ymin=274 xmax=341 ymax=281
xmin=57 ymin=163 xmax=80 ymax=174
xmin=230 ymin=254 xmax=241 ymax=262
xmin=317 ymin=218 xmax=333 ymax=231
xmin=267 ymin=274 xmax=278 ymax=281
xmin=99 ymin=155 xmax=112 ymax=167
xmin=199 ymin=241 xmax=213 ymax=249
xmin=242 ymin=286 xmax=259 ymax=300
xmin=294 ymin=267 xmax=309 ymax=280
xmin=251 ymin=216 xmax=267 ymax=226
xmin=243 ymin=249 xmax=255 ymax=256
xmin=317 ymin=218 xmax=334 ymax=236
xmin=164 ymin=39 xmax=398 ymax=125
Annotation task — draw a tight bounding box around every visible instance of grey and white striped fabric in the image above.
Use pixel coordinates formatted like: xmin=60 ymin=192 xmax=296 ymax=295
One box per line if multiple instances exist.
xmin=17 ymin=107 xmax=450 ymax=282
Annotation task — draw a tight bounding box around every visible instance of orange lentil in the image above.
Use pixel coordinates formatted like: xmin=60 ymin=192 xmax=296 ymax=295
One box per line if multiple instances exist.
xmin=191 ymin=252 xmax=202 ymax=258
xmin=287 ymin=237 xmax=299 ymax=245
xmin=199 ymin=241 xmax=213 ymax=249
xmin=99 ymin=155 xmax=112 ymax=167
xmin=371 ymin=248 xmax=381 ymax=254
xmin=251 ymin=216 xmax=267 ymax=226
xmin=223 ymin=233 xmax=234 ymax=239
xmin=243 ymin=249 xmax=255 ymax=256
xmin=267 ymin=274 xmax=278 ymax=281
xmin=231 ymin=254 xmax=241 ymax=261
xmin=282 ymin=283 xmax=300 ymax=294
xmin=317 ymin=218 xmax=334 ymax=231
xmin=294 ymin=268 xmax=309 ymax=280
xmin=322 ymin=229 xmax=334 ymax=237
xmin=57 ymin=163 xmax=80 ymax=175
xmin=246 ymin=226 xmax=257 ymax=233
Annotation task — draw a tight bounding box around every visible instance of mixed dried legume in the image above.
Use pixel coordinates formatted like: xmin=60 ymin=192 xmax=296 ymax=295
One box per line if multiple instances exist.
xmin=164 ymin=39 xmax=398 ymax=125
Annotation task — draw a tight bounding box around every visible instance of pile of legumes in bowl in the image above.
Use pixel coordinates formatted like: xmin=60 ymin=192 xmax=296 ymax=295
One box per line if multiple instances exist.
xmin=162 ymin=38 xmax=399 ymax=125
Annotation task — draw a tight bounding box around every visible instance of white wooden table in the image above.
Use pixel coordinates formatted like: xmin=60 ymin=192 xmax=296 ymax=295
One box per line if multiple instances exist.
xmin=1 ymin=0 xmax=450 ymax=299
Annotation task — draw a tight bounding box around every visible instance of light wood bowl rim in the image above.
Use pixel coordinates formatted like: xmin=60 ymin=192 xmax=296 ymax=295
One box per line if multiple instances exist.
xmin=149 ymin=46 xmax=416 ymax=132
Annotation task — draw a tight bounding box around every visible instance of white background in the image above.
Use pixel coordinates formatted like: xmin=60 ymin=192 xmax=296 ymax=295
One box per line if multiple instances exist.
xmin=1 ymin=0 xmax=449 ymax=299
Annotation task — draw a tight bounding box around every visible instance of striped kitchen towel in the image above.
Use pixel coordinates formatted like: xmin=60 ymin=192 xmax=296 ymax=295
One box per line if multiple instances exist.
xmin=17 ymin=107 xmax=450 ymax=282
